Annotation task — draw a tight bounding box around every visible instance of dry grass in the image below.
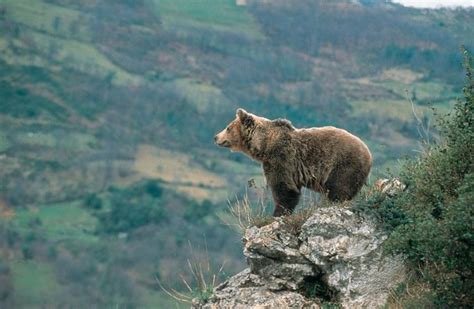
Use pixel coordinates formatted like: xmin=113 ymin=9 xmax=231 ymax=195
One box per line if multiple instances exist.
xmin=278 ymin=197 xmax=350 ymax=236
xmin=134 ymin=145 xmax=226 ymax=187
xmin=156 ymin=242 xmax=225 ymax=305
xmin=222 ymin=182 xmax=345 ymax=235
xmin=280 ymin=205 xmax=318 ymax=235
xmin=385 ymin=270 xmax=434 ymax=309
xmin=133 ymin=144 xmax=227 ymax=200
xmin=0 ymin=198 xmax=15 ymax=219
xmin=220 ymin=180 xmax=291 ymax=233
xmin=222 ymin=190 xmax=273 ymax=233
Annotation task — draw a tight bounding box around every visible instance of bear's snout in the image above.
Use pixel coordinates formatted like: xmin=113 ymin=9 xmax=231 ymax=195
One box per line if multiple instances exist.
xmin=214 ymin=134 xmax=223 ymax=145
xmin=214 ymin=132 xmax=231 ymax=147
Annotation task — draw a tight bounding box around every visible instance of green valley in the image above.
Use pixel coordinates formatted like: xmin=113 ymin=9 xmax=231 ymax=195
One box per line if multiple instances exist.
xmin=0 ymin=0 xmax=472 ymax=307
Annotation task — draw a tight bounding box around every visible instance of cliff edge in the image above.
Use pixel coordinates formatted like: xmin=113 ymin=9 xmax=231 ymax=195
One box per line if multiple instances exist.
xmin=193 ymin=203 xmax=405 ymax=308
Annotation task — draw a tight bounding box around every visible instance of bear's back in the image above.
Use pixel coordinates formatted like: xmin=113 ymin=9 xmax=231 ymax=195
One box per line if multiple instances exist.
xmin=292 ymin=125 xmax=372 ymax=175
xmin=294 ymin=126 xmax=369 ymax=154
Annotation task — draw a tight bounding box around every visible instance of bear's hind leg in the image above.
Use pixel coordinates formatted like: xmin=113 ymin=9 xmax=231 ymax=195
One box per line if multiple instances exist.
xmin=271 ymin=182 xmax=301 ymax=216
xmin=324 ymin=168 xmax=360 ymax=202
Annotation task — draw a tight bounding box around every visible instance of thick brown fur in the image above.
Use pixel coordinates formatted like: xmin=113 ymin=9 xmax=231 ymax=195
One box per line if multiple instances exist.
xmin=215 ymin=109 xmax=372 ymax=216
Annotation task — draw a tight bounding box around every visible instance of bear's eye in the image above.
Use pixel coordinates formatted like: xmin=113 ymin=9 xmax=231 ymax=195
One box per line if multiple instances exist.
xmin=226 ymin=127 xmax=231 ymax=132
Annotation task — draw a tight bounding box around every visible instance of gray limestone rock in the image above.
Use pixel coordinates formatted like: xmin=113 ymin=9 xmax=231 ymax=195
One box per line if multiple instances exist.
xmin=194 ymin=205 xmax=405 ymax=309
xmin=299 ymin=207 xmax=405 ymax=308
xmin=196 ymin=269 xmax=320 ymax=309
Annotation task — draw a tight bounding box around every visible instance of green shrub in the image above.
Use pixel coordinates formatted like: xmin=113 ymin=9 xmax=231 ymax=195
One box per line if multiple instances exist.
xmin=83 ymin=193 xmax=103 ymax=210
xmin=353 ymin=190 xmax=408 ymax=232
xmin=97 ymin=181 xmax=167 ymax=233
xmin=184 ymin=199 xmax=213 ymax=222
xmin=0 ymin=80 xmax=68 ymax=119
xmin=384 ymin=50 xmax=474 ymax=307
xmin=145 ymin=181 xmax=163 ymax=198
xmin=21 ymin=244 xmax=33 ymax=260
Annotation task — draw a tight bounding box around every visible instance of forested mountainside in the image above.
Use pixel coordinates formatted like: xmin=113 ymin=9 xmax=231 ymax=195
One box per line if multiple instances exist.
xmin=0 ymin=0 xmax=472 ymax=307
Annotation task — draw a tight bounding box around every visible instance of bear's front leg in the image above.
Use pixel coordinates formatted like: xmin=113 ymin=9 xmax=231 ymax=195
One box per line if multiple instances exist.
xmin=270 ymin=182 xmax=301 ymax=217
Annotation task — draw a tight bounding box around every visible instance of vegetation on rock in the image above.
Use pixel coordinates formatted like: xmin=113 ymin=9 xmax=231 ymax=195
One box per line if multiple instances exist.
xmin=384 ymin=50 xmax=474 ymax=307
xmin=355 ymin=50 xmax=474 ymax=307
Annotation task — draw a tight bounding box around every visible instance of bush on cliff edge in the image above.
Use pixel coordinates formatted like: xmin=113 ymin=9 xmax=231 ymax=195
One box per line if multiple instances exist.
xmin=384 ymin=50 xmax=473 ymax=307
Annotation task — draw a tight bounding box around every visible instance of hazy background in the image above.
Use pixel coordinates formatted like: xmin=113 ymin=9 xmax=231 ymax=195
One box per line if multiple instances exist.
xmin=0 ymin=0 xmax=473 ymax=307
xmin=393 ymin=0 xmax=474 ymax=8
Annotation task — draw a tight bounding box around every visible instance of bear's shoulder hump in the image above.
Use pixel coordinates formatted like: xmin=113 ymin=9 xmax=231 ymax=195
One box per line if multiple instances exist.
xmin=273 ymin=119 xmax=295 ymax=130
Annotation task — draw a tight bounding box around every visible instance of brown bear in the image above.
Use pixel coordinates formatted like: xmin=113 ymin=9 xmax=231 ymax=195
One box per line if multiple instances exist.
xmin=214 ymin=108 xmax=372 ymax=216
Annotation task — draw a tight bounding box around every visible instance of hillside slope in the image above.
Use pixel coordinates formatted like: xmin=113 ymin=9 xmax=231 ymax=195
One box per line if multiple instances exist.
xmin=1 ymin=0 xmax=472 ymax=204
xmin=0 ymin=0 xmax=473 ymax=307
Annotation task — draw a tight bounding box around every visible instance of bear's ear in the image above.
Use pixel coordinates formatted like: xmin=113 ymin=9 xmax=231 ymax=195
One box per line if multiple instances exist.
xmin=236 ymin=108 xmax=248 ymax=119
xmin=237 ymin=108 xmax=254 ymax=127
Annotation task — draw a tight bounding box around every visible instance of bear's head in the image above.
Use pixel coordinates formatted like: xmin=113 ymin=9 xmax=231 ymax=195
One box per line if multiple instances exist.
xmin=214 ymin=108 xmax=294 ymax=160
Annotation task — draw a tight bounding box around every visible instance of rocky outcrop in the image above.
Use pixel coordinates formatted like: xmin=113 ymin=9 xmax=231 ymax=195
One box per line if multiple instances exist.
xmin=195 ymin=268 xmax=319 ymax=309
xmin=374 ymin=178 xmax=407 ymax=197
xmin=298 ymin=208 xmax=405 ymax=308
xmin=194 ymin=205 xmax=405 ymax=309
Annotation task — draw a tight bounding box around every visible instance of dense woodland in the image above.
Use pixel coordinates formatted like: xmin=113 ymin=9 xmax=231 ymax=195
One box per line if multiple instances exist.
xmin=0 ymin=0 xmax=473 ymax=307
